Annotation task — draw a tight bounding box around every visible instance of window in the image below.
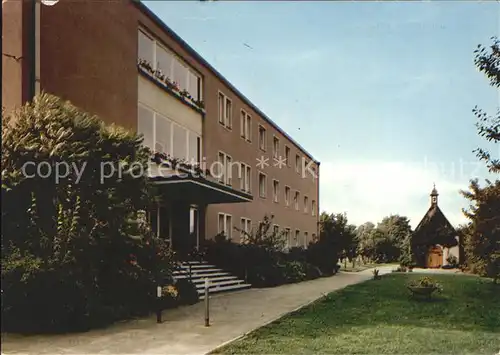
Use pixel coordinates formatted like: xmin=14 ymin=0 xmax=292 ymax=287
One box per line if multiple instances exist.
xmin=188 ymin=133 xmax=198 ymax=163
xmin=312 ymin=233 xmax=317 ymax=242
xmin=285 ymin=186 xmax=291 ymax=206
xmin=226 ymin=155 xmax=232 ymax=185
xmin=258 ymin=125 xmax=267 ymax=151
xmin=173 ymin=124 xmax=187 ymax=159
xmin=285 ymin=145 xmax=291 ymax=166
xmin=240 ymin=218 xmax=251 ymax=241
xmin=218 ymin=213 xmax=232 ymax=238
xmin=137 ymin=104 xmax=199 ymax=161
xmin=294 ymin=191 xmax=300 ymax=210
xmin=295 ymin=230 xmax=300 ymax=247
xmin=273 ymin=136 xmax=280 ymax=159
xmin=246 ymin=114 xmax=251 ymax=141
xmin=258 ymin=172 xmax=267 ymax=198
xmin=311 ymin=166 xmax=317 ymax=180
xmin=304 ymin=232 xmax=309 ymax=247
xmin=138 ymin=105 xmax=155 ymax=149
xmin=273 ymin=224 xmax=280 ymax=235
xmin=312 ymin=200 xmax=317 ymax=216
xmin=295 ymin=154 xmax=301 ymax=173
xmin=284 ymin=228 xmax=291 ymax=248
xmin=218 ymin=93 xmax=224 ymax=125
xmin=304 ymin=196 xmax=309 ymax=213
xmin=240 ymin=110 xmax=251 ymax=141
xmin=240 ymin=163 xmax=251 ymax=193
xmin=138 ymin=30 xmax=154 ymax=64
xmin=218 ymin=151 xmax=232 ymax=185
xmin=273 ymin=180 xmax=279 ymax=203
xmin=156 ymin=44 xmax=173 ymax=79
xmin=155 ymin=113 xmax=172 ymax=155
xmin=218 ymin=92 xmax=232 ymax=129
xmin=226 ymin=99 xmax=232 ymax=128
xmin=138 ymin=29 xmax=201 ymax=101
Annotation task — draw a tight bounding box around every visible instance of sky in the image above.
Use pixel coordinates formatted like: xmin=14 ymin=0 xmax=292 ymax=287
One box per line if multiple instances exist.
xmin=143 ymin=0 xmax=500 ymax=229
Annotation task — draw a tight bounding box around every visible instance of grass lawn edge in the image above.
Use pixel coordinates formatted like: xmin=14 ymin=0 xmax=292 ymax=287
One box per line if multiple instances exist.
xmin=208 ymin=276 xmax=371 ymax=354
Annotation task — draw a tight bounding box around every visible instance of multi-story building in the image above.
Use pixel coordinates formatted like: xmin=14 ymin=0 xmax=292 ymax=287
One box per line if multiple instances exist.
xmin=2 ymin=0 xmax=320 ymax=255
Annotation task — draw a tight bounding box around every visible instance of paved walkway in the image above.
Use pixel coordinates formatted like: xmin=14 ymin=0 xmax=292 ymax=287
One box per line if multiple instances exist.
xmin=2 ymin=271 xmax=381 ymax=355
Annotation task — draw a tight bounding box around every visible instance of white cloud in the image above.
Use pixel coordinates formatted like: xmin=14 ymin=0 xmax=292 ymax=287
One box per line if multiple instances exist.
xmin=319 ymin=159 xmax=471 ymax=229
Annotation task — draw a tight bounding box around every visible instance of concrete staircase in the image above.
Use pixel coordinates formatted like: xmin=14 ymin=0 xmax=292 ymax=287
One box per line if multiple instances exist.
xmin=172 ymin=261 xmax=251 ymax=300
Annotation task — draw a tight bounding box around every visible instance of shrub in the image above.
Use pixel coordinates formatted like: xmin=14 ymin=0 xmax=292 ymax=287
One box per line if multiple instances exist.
xmin=282 ymin=261 xmax=307 ymax=283
xmin=446 ymin=255 xmax=459 ymax=268
xmin=175 ymin=279 xmax=200 ymax=305
xmin=1 ymin=94 xmax=174 ymax=333
xmin=203 ymin=215 xmax=325 ymax=288
xmin=304 ymin=263 xmax=323 ymax=279
xmin=306 ymin=240 xmax=338 ymax=275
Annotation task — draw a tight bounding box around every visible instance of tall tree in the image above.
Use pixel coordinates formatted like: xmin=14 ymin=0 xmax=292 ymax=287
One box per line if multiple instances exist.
xmin=317 ymin=212 xmax=357 ymax=268
xmin=356 ymin=222 xmax=376 ymax=262
xmin=459 ymin=37 xmax=500 ymax=283
xmin=473 ymin=37 xmax=500 ymax=173
xmin=370 ymin=215 xmax=413 ymax=263
xmin=460 ymin=179 xmax=500 ymax=283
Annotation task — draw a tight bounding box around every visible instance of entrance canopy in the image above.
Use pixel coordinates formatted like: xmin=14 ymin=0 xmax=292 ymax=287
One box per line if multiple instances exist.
xmin=148 ymin=165 xmax=252 ymax=204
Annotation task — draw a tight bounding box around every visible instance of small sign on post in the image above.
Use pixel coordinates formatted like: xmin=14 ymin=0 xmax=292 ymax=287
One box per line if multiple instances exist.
xmin=204 ymin=278 xmax=210 ymax=327
xmin=156 ymin=285 xmax=162 ymax=324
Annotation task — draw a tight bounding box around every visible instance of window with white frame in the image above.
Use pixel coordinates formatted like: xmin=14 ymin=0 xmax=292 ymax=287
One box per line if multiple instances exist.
xmin=304 ymin=196 xmax=309 ymax=213
xmin=312 ymin=200 xmax=317 ymax=216
xmin=218 ymin=213 xmax=232 ymax=239
xmin=295 ymin=229 xmax=300 ymax=247
xmin=138 ymin=104 xmax=200 ymax=161
xmin=226 ymin=155 xmax=232 ymax=185
xmin=311 ymin=166 xmax=317 ymax=180
xmin=284 ymin=228 xmax=291 ymax=248
xmin=217 ymin=151 xmax=232 ymax=185
xmin=258 ymin=125 xmax=267 ymax=151
xmin=285 ymin=145 xmax=291 ymax=166
xmin=304 ymin=232 xmax=308 ymax=247
xmin=138 ymin=29 xmax=202 ymax=101
xmin=273 ymin=136 xmax=280 ymax=159
xmin=294 ymin=191 xmax=300 ymax=210
xmin=285 ymin=186 xmax=291 ymax=206
xmin=258 ymin=172 xmax=267 ymax=198
xmin=240 ymin=217 xmax=251 ymax=241
xmin=240 ymin=110 xmax=251 ymax=141
xmin=273 ymin=224 xmax=280 ymax=235
xmin=295 ymin=154 xmax=301 ymax=173
xmin=240 ymin=163 xmax=251 ymax=193
xmin=218 ymin=92 xmax=232 ymax=129
xmin=273 ymin=180 xmax=279 ymax=203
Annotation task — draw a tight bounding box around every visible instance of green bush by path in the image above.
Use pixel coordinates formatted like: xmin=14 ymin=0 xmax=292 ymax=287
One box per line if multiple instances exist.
xmin=1 ymin=93 xmax=178 ymax=333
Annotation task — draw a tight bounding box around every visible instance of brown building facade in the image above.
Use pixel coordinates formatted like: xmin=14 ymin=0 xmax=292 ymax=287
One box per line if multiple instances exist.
xmin=2 ymin=0 xmax=320 ymax=250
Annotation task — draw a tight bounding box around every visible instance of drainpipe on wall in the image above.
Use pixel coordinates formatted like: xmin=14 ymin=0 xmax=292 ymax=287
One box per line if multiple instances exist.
xmin=28 ymin=0 xmax=36 ymax=101
xmin=1 ymin=1 xmax=4 ymax=111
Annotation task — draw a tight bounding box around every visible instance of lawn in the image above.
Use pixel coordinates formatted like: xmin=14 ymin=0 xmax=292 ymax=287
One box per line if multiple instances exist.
xmin=212 ymin=274 xmax=500 ymax=354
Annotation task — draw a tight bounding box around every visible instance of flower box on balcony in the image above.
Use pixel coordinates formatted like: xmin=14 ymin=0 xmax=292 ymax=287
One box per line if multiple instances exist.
xmin=137 ymin=59 xmax=205 ymax=115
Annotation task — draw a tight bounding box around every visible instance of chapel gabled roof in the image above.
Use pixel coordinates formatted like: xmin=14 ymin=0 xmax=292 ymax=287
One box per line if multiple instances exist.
xmin=412 ymin=190 xmax=458 ymax=247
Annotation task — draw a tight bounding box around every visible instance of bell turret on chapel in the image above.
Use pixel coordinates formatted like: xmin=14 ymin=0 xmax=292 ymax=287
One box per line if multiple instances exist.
xmin=430 ymin=184 xmax=438 ymax=206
